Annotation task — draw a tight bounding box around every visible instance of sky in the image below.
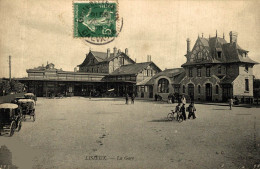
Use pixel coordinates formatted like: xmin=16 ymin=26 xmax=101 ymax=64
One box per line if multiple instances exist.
xmin=0 ymin=0 xmax=260 ymax=78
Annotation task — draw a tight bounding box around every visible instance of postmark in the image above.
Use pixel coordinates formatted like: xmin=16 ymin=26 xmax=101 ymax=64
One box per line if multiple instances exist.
xmin=73 ymin=0 xmax=123 ymax=45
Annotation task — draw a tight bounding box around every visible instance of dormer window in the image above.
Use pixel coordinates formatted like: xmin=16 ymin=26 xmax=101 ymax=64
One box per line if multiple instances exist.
xmin=245 ymin=65 xmax=249 ymax=72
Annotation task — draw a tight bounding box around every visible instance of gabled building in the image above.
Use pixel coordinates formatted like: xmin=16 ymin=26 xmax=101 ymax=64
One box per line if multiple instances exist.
xmin=136 ymin=68 xmax=184 ymax=99
xmin=180 ymin=31 xmax=258 ymax=102
xmin=78 ymin=48 xmax=135 ymax=73
xmin=18 ymin=48 xmax=162 ymax=97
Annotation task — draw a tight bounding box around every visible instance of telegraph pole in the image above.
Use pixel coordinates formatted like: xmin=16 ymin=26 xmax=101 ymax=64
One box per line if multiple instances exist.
xmin=9 ymin=55 xmax=11 ymax=82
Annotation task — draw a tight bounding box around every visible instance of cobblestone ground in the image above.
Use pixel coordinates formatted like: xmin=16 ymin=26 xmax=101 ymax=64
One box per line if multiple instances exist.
xmin=0 ymin=97 xmax=259 ymax=169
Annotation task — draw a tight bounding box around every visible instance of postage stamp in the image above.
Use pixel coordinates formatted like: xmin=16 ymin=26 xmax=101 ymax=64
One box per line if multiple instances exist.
xmin=73 ymin=0 xmax=123 ymax=45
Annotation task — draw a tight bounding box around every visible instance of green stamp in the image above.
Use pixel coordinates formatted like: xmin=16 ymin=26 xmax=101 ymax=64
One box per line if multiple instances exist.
xmin=74 ymin=1 xmax=117 ymax=38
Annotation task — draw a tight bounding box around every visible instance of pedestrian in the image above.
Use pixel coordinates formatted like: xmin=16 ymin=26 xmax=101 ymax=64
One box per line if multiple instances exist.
xmin=181 ymin=95 xmax=186 ymax=105
xmin=188 ymin=102 xmax=196 ymax=119
xmin=180 ymin=103 xmax=186 ymax=121
xmin=131 ymin=93 xmax=135 ymax=104
xmin=89 ymin=91 xmax=92 ymax=100
xmin=171 ymin=94 xmax=175 ymax=104
xmin=168 ymin=94 xmax=172 ymax=104
xmin=126 ymin=93 xmax=129 ymax=104
xmin=229 ymin=97 xmax=233 ymax=110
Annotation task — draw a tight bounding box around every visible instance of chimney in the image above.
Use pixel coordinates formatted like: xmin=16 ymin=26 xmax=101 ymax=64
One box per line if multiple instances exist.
xmin=147 ymin=55 xmax=150 ymax=62
xmin=118 ymin=49 xmax=121 ymax=53
xmin=74 ymin=67 xmax=77 ymax=72
xmin=107 ymin=48 xmax=110 ymax=58
xmin=47 ymin=61 xmax=49 ymax=65
xmin=125 ymin=48 xmax=128 ymax=55
xmin=113 ymin=47 xmax=117 ymax=57
xmin=186 ymin=38 xmax=190 ymax=54
xmin=149 ymin=55 xmax=152 ymax=62
xmin=229 ymin=31 xmax=238 ymax=43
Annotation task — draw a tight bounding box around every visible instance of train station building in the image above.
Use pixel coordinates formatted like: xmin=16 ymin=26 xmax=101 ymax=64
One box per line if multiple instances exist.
xmin=18 ymin=48 xmax=161 ymax=97
xmin=18 ymin=31 xmax=258 ymax=102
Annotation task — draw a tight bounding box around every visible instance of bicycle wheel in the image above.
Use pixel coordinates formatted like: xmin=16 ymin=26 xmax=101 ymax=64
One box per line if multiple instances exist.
xmin=167 ymin=113 xmax=174 ymax=121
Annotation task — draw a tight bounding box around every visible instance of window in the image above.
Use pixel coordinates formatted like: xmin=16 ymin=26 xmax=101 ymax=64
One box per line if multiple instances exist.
xmin=245 ymin=65 xmax=249 ymax=72
xmin=217 ymin=51 xmax=222 ymax=59
xmin=216 ymin=85 xmax=219 ymax=94
xmin=97 ymin=67 xmax=99 ymax=73
xmin=206 ymin=67 xmax=211 ymax=77
xmin=141 ymin=86 xmax=145 ymax=92
xmin=189 ymin=68 xmax=193 ymax=77
xmin=158 ymin=78 xmax=169 ymax=93
xmin=245 ymin=79 xmax=249 ymax=91
xmin=151 ymin=70 xmax=153 ymax=76
xmin=198 ymin=85 xmax=201 ymax=94
xmin=218 ymin=66 xmax=221 ymax=74
xmin=183 ymin=85 xmax=186 ymax=93
xmin=197 ymin=68 xmax=201 ymax=77
xmin=147 ymin=70 xmax=149 ymax=76
xmin=91 ymin=68 xmax=94 ymax=72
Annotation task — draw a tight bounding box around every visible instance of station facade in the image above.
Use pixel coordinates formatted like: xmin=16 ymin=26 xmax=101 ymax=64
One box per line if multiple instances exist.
xmin=18 ymin=31 xmax=258 ymax=102
xmin=19 ymin=48 xmax=161 ymax=97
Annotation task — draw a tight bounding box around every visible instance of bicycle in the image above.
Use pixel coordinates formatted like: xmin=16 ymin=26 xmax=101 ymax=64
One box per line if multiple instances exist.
xmin=167 ymin=110 xmax=184 ymax=123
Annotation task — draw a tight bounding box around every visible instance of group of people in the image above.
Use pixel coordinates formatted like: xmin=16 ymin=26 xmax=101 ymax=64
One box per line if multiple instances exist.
xmin=125 ymin=93 xmax=135 ymax=104
xmin=175 ymin=95 xmax=197 ymax=120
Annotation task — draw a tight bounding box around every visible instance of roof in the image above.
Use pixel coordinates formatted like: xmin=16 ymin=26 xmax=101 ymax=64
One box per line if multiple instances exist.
xmin=110 ymin=62 xmax=161 ymax=75
xmin=0 ymin=103 xmax=18 ymax=109
xmin=220 ymin=75 xmax=238 ymax=84
xmin=183 ymin=35 xmax=258 ymax=67
xmin=17 ymin=99 xmax=34 ymax=103
xmin=78 ymin=51 xmax=135 ymax=67
xmin=173 ymin=71 xmax=186 ymax=85
xmin=146 ymin=68 xmax=184 ymax=85
xmin=136 ymin=76 xmax=153 ymax=86
xmin=136 ymin=68 xmax=184 ymax=86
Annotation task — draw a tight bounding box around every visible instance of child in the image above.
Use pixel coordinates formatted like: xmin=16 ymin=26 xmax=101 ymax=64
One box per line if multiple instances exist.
xmin=181 ymin=104 xmax=186 ymax=121
xmin=175 ymin=103 xmax=181 ymax=113
xmin=188 ymin=102 xmax=196 ymax=119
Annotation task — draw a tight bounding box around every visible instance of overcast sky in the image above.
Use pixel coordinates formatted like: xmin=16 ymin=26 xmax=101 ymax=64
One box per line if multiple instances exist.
xmin=0 ymin=0 xmax=259 ymax=78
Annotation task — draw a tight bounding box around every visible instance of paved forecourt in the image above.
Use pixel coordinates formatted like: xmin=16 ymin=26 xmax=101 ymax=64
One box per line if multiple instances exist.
xmin=0 ymin=97 xmax=259 ymax=169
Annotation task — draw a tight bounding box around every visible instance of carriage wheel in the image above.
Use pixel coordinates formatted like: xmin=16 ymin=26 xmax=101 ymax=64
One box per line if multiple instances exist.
xmin=167 ymin=113 xmax=174 ymax=121
xmin=16 ymin=120 xmax=22 ymax=132
xmin=9 ymin=121 xmax=16 ymax=137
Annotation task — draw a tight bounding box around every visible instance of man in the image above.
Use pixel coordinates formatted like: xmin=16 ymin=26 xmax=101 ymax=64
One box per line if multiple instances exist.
xmin=126 ymin=93 xmax=129 ymax=104
xmin=181 ymin=95 xmax=186 ymax=105
xmin=188 ymin=102 xmax=196 ymax=119
xmin=131 ymin=93 xmax=135 ymax=104
xmin=181 ymin=103 xmax=186 ymax=121
xmin=229 ymin=97 xmax=233 ymax=110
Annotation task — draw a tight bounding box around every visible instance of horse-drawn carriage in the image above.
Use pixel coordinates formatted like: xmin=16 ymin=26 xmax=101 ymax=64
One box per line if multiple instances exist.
xmin=24 ymin=93 xmax=37 ymax=105
xmin=0 ymin=103 xmax=22 ymax=136
xmin=17 ymin=99 xmax=36 ymax=122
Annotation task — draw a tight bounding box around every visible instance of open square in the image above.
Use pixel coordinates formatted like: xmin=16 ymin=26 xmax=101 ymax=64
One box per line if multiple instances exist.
xmin=0 ymin=97 xmax=259 ymax=169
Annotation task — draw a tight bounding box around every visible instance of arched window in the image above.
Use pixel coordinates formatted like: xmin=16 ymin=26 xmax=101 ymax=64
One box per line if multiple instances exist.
xmin=216 ymin=85 xmax=219 ymax=94
xmin=198 ymin=85 xmax=201 ymax=94
xmin=158 ymin=78 xmax=169 ymax=93
xmin=183 ymin=85 xmax=185 ymax=93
